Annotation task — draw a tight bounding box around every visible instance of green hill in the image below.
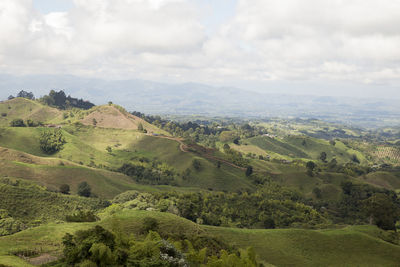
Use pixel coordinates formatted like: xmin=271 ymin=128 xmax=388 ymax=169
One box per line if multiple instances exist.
xmin=205 ymin=224 xmax=400 ymax=266
xmin=0 ymin=98 xmax=63 ymax=126
xmin=1 ymin=209 xmax=399 ymax=267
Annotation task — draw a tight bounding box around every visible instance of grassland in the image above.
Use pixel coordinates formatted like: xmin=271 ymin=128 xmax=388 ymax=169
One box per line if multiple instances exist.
xmin=0 ymin=98 xmax=62 ymax=126
xmin=1 ymin=209 xmax=399 ymax=267
xmin=0 ymin=98 xmax=399 ymax=266
xmin=204 ymin=224 xmax=400 ymax=266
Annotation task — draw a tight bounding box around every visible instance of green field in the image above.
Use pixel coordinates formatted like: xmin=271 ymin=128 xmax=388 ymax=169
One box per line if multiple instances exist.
xmin=1 ymin=209 xmax=399 ymax=267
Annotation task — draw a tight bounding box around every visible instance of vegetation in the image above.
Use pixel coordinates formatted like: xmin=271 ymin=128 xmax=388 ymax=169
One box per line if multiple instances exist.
xmin=0 ymin=93 xmax=400 ymax=266
xmin=39 ymin=129 xmax=66 ymax=154
xmin=77 ymin=181 xmax=92 ymax=197
xmin=40 ymin=90 xmax=95 ymax=110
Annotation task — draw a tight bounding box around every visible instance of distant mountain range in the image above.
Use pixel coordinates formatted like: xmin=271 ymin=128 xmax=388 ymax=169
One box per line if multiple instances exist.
xmin=1 ymin=74 xmax=399 ymax=127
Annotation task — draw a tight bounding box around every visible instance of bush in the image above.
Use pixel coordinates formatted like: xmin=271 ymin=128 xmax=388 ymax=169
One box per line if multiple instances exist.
xmin=77 ymin=181 xmax=91 ymax=197
xmin=59 ymin=184 xmax=70 ymax=194
xmin=192 ymin=159 xmax=202 ymax=171
xmin=65 ymin=210 xmax=98 ymax=222
xmin=10 ymin=119 xmax=25 ymax=127
xmin=245 ymin=166 xmax=253 ymax=177
xmin=142 ymin=217 xmax=159 ymax=233
xmin=39 ymin=129 xmax=66 ymax=154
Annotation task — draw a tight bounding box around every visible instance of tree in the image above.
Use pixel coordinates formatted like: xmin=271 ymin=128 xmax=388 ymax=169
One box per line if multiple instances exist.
xmin=233 ymin=137 xmax=240 ymax=145
xmin=59 ymin=184 xmax=70 ymax=194
xmin=10 ymin=119 xmax=25 ymax=127
xmin=320 ymin=152 xmax=327 ymax=162
xmin=39 ymin=130 xmax=66 ymax=154
xmin=330 ymin=140 xmax=336 ymax=146
xmin=352 ymin=154 xmax=360 ymax=164
xmin=92 ymin=118 xmax=97 ymax=126
xmin=312 ymin=187 xmax=322 ymax=199
xmin=363 ymin=193 xmax=399 ymax=230
xmin=17 ymin=90 xmax=34 ymax=100
xmin=245 ymin=166 xmax=253 ymax=177
xmin=106 ymin=146 xmax=112 ymax=153
xmin=137 ymin=123 xmax=144 ymax=132
xmin=223 ymin=144 xmax=230 ymax=151
xmin=306 ymin=161 xmax=316 ymax=176
xmin=142 ymin=217 xmax=159 ymax=233
xmin=192 ymin=159 xmax=202 ymax=171
xmin=7 ymin=95 xmax=14 ymax=100
xmin=306 ymin=161 xmax=316 ymax=172
xmin=77 ymin=181 xmax=91 ymax=197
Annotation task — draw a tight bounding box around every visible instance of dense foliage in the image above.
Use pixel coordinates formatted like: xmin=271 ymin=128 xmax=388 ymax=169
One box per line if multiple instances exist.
xmin=110 ymin=185 xmax=327 ymax=229
xmin=40 ymin=90 xmax=95 ymax=110
xmin=39 ymin=129 xmax=66 ymax=154
xmin=118 ymin=162 xmax=177 ymax=185
xmin=61 ymin=225 xmax=261 ymax=267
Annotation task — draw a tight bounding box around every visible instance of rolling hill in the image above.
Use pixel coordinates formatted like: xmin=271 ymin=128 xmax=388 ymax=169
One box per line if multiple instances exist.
xmin=0 ymin=97 xmax=399 ymax=266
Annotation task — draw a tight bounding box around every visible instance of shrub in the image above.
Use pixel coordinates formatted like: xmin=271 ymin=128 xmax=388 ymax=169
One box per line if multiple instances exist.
xmin=245 ymin=166 xmax=253 ymax=176
xmin=77 ymin=181 xmax=91 ymax=197
xmin=59 ymin=184 xmax=70 ymax=194
xmin=65 ymin=210 xmax=98 ymax=222
xmin=10 ymin=119 xmax=25 ymax=127
xmin=1 ymin=113 xmax=6 ymax=117
xmin=39 ymin=129 xmax=66 ymax=154
xmin=192 ymin=159 xmax=202 ymax=171
xmin=142 ymin=217 xmax=159 ymax=233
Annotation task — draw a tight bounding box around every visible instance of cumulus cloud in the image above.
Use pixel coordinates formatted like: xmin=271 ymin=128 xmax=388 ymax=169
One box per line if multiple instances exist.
xmin=0 ymin=0 xmax=399 ymax=94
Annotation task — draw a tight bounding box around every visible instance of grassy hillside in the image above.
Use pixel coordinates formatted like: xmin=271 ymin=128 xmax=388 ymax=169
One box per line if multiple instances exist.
xmin=1 ymin=209 xmax=399 ymax=267
xmin=0 ymin=98 xmax=62 ymax=126
xmin=359 ymin=171 xmax=400 ymax=191
xmin=0 ymin=178 xmax=107 ymax=225
xmin=205 ymin=225 xmax=400 ymax=266
xmin=0 ymin=126 xmax=253 ymax=195
xmin=80 ymin=105 xmax=168 ymax=135
xmin=243 ymin=135 xmax=368 ymax=164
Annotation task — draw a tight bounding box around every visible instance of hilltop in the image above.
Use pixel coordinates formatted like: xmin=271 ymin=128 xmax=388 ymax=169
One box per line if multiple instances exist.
xmin=0 ymin=98 xmax=63 ymax=127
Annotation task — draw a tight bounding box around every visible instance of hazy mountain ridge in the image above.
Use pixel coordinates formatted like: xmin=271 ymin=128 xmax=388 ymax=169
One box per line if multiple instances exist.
xmin=1 ymin=74 xmax=399 ymax=127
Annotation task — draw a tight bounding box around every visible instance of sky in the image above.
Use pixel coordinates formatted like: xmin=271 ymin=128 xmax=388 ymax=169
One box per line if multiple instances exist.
xmin=0 ymin=0 xmax=399 ymax=98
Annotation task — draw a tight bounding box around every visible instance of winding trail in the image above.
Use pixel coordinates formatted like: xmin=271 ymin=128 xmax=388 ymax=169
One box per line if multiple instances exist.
xmin=147 ymin=134 xmax=246 ymax=170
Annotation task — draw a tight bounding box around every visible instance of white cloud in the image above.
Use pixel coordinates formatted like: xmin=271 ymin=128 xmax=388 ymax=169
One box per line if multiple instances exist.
xmin=0 ymin=0 xmax=399 ymax=96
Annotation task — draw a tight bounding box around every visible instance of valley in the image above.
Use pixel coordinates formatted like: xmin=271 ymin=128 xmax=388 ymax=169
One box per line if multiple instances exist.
xmin=0 ymin=93 xmax=399 ymax=266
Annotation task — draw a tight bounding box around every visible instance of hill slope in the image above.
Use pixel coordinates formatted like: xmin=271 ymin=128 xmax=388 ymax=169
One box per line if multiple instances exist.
xmin=0 ymin=98 xmax=62 ymax=126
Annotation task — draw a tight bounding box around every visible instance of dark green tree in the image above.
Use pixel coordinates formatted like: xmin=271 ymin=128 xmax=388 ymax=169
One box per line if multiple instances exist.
xmin=10 ymin=119 xmax=25 ymax=127
xmin=192 ymin=159 xmax=202 ymax=171
xmin=39 ymin=129 xmax=66 ymax=154
xmin=59 ymin=184 xmax=70 ymax=194
xmin=320 ymin=152 xmax=327 ymax=162
xmin=77 ymin=181 xmax=91 ymax=197
xmin=306 ymin=161 xmax=316 ymax=176
xmin=245 ymin=166 xmax=253 ymax=177
xmin=363 ymin=193 xmax=400 ymax=230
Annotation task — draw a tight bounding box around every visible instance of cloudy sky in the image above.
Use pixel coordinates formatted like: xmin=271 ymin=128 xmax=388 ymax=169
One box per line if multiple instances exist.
xmin=0 ymin=0 xmax=399 ymax=98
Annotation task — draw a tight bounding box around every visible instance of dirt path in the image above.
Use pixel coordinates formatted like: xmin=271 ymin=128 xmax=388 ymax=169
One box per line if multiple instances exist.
xmin=147 ymin=134 xmax=245 ymax=170
xmin=26 ymin=253 xmax=58 ymax=265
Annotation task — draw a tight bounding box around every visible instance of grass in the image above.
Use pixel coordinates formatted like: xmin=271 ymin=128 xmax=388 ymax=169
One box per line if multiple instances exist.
xmin=0 ymin=178 xmax=107 ymax=224
xmin=0 ymin=210 xmax=202 ymax=266
xmin=1 ymin=209 xmax=400 ymax=267
xmin=359 ymin=171 xmax=400 ymax=190
xmin=0 ymin=98 xmax=62 ymax=127
xmin=0 ymin=124 xmax=253 ymax=193
xmin=204 ymin=224 xmax=400 ymax=266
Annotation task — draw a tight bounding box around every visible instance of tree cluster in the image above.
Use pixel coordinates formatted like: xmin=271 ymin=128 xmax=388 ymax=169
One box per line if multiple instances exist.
xmin=39 ymin=129 xmax=66 ymax=154
xmin=40 ymin=90 xmax=95 ymax=110
xmin=118 ymin=163 xmax=176 ymax=185
xmin=62 ymin=225 xmax=262 ymax=267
